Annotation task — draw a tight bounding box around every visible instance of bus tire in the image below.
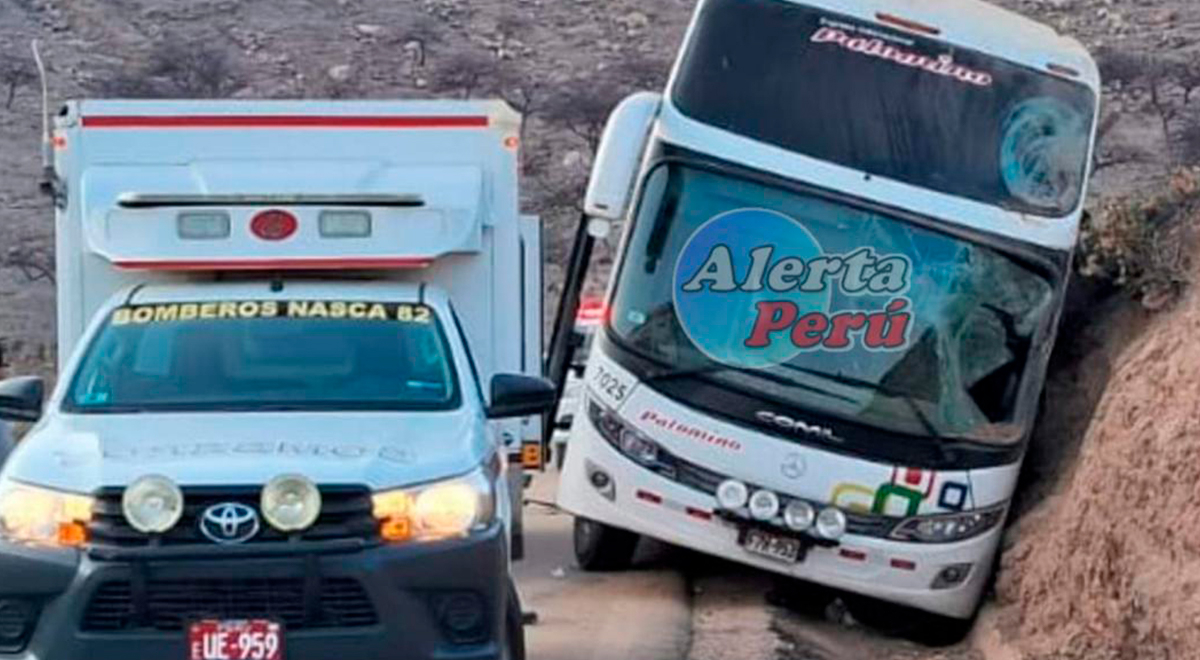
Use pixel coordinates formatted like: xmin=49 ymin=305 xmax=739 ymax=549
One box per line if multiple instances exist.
xmin=573 ymin=517 xmax=638 ymax=571
xmin=554 ymin=442 xmax=567 ymax=471
xmin=505 ymin=580 xmax=526 ymax=660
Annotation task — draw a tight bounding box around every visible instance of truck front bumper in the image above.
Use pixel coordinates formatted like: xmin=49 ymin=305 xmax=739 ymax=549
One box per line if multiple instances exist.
xmin=0 ymin=525 xmax=510 ymax=660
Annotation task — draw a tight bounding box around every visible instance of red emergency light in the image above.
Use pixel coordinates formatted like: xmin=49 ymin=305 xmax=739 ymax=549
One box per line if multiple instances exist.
xmin=577 ymin=299 xmax=607 ymax=326
xmin=250 ymin=210 xmax=298 ymax=241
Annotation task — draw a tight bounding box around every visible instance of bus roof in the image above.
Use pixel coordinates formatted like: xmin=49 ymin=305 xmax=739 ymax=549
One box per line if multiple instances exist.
xmin=781 ymin=0 xmax=1098 ymax=88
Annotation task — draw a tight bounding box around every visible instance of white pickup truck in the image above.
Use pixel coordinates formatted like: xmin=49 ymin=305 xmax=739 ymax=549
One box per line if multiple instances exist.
xmin=0 ymin=100 xmax=545 ymax=660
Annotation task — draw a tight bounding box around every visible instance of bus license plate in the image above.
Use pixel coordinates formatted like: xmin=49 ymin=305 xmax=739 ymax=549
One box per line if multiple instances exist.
xmin=189 ymin=620 xmax=283 ymax=660
xmin=741 ymin=528 xmax=802 ymax=564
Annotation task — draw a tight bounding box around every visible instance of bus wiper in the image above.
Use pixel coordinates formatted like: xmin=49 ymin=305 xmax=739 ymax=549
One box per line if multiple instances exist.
xmin=643 ymin=363 xmax=856 ymax=403
xmin=778 ymin=365 xmax=943 ymax=440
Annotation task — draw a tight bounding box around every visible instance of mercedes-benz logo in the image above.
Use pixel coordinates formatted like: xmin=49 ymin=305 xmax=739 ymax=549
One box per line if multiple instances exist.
xmin=781 ymin=453 xmax=807 ymax=480
xmin=199 ymin=503 xmax=260 ymax=545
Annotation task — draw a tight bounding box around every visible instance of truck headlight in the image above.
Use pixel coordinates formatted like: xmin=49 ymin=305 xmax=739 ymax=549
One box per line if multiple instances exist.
xmin=0 ymin=478 xmax=94 ymax=547
xmin=889 ymin=505 xmax=1007 ymax=543
xmin=372 ymin=468 xmax=496 ymax=543
xmin=261 ymin=474 xmax=322 ymax=532
xmin=122 ymin=475 xmax=184 ymax=534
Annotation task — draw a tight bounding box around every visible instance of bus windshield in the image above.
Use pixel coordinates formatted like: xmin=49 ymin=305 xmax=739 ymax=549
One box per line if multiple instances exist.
xmin=608 ymin=163 xmax=1058 ymax=444
xmin=672 ymin=0 xmax=1097 ymax=217
xmin=66 ymin=301 xmax=461 ymax=413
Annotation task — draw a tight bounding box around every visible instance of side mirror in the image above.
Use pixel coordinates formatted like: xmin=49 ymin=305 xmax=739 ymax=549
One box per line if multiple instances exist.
xmin=554 ymin=414 xmax=575 ymax=431
xmin=487 ymin=374 xmax=557 ymax=419
xmin=584 ymin=91 xmax=662 ymax=222
xmin=0 ymin=377 xmax=45 ymax=423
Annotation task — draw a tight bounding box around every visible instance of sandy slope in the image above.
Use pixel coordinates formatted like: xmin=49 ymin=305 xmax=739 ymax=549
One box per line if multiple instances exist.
xmin=992 ymin=273 xmax=1200 ymax=659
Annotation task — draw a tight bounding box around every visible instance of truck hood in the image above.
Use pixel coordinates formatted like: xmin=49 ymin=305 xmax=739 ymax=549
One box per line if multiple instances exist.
xmin=2 ymin=409 xmax=490 ymax=493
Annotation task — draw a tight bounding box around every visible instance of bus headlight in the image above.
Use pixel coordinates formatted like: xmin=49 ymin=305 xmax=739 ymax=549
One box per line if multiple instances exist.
xmin=372 ymin=468 xmax=496 ymax=543
xmin=588 ymin=400 xmax=665 ymax=469
xmin=261 ymin=475 xmax=322 ymax=532
xmin=889 ymin=505 xmax=1006 ymax=543
xmin=0 ymin=478 xmax=93 ymax=547
xmin=123 ymin=475 xmax=184 ymax=535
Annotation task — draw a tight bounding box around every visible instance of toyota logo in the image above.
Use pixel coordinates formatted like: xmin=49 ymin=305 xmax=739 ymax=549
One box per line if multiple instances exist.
xmin=199 ymin=503 xmax=260 ymax=545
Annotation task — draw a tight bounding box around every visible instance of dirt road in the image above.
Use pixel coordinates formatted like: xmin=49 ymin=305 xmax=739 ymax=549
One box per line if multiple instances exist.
xmin=513 ymin=473 xmax=691 ymax=660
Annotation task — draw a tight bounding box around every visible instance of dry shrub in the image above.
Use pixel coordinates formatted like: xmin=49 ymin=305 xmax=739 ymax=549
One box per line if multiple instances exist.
xmin=1078 ymin=168 xmax=1200 ymax=309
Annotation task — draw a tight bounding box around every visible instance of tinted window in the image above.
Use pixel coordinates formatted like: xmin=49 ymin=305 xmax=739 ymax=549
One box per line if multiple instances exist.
xmin=672 ymin=0 xmax=1096 ymax=216
xmin=68 ymin=301 xmax=461 ymax=413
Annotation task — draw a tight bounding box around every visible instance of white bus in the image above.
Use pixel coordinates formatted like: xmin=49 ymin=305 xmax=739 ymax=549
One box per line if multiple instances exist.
xmin=557 ymin=0 xmax=1099 ymax=629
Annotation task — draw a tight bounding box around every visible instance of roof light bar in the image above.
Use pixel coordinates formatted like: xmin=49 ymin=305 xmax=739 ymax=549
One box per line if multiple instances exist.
xmin=117 ymin=193 xmax=425 ymax=209
xmin=875 ymin=12 xmax=941 ymax=36
xmin=319 ymin=210 xmax=372 ymax=238
xmin=177 ymin=211 xmax=231 ymax=240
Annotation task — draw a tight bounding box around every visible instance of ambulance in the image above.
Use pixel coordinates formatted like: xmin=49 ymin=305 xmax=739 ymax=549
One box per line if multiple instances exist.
xmin=0 ymin=100 xmax=544 ymax=660
xmin=555 ymin=0 xmax=1100 ymax=636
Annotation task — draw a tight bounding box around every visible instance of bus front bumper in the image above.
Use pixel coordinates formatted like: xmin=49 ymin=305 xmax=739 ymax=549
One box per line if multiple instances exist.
xmin=557 ymin=424 xmax=1000 ymax=620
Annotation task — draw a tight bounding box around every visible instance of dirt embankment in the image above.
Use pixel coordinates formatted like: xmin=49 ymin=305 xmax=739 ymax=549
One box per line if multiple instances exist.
xmin=990 ymin=275 xmax=1200 ymax=659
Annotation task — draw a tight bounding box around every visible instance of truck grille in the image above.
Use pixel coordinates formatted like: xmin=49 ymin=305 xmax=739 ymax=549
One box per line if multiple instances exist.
xmin=81 ymin=577 xmax=378 ymax=632
xmin=88 ymin=486 xmax=378 ymax=548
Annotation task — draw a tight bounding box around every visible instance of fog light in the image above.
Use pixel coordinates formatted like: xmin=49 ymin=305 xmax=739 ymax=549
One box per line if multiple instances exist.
xmin=815 ymin=507 xmax=847 ymax=540
xmin=319 ymin=210 xmax=372 ymax=238
xmin=177 ymin=212 xmax=230 ymax=240
xmin=716 ymin=480 xmax=749 ymax=510
xmin=0 ymin=599 xmax=34 ymax=652
xmin=122 ymin=475 xmax=184 ymax=534
xmin=435 ymin=592 xmax=487 ymax=644
xmin=585 ymin=460 xmax=615 ymax=501
xmin=748 ymin=490 xmax=780 ymax=521
xmin=783 ymin=500 xmax=815 ymax=532
xmin=931 ymin=563 xmax=974 ymax=590
xmin=261 ymin=474 xmax=321 ymax=532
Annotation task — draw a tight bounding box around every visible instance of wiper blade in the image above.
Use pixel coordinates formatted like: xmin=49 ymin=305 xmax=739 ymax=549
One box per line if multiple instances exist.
xmin=777 ymin=365 xmax=943 ymax=440
xmin=643 ymin=363 xmax=856 ymax=403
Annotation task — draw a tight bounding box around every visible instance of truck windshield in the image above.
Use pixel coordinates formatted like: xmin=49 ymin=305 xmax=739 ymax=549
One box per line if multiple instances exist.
xmin=608 ymin=163 xmax=1058 ymax=444
xmin=66 ymin=301 xmax=461 ymax=413
xmin=672 ymin=0 xmax=1096 ymax=217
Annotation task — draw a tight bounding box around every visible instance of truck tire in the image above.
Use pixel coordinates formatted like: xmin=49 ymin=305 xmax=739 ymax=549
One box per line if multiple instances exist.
xmin=507 ymin=463 xmax=525 ymax=561
xmin=573 ymin=517 xmax=638 ymax=571
xmin=505 ymin=580 xmax=526 ymax=660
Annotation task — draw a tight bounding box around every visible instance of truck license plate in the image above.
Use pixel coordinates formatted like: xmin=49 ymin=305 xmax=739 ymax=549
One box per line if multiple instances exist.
xmin=741 ymin=528 xmax=803 ymax=564
xmin=189 ymin=620 xmax=283 ymax=660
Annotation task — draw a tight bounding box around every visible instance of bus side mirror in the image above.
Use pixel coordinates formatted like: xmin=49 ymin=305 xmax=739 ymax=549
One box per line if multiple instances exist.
xmin=487 ymin=374 xmax=557 ymax=419
xmin=584 ymin=91 xmax=662 ymax=223
xmin=0 ymin=377 xmax=45 ymax=423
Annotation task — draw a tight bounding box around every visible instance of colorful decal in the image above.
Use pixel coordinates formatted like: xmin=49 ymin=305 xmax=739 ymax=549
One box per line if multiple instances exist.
xmin=673 ymin=208 xmax=913 ymax=369
xmin=111 ymin=301 xmax=433 ymax=325
xmin=810 ymin=23 xmax=993 ymax=87
xmin=830 ymin=468 xmax=971 ymax=517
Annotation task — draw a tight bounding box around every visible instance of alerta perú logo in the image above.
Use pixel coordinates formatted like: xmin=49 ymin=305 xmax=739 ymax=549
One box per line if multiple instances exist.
xmin=672 ymin=208 xmax=913 ymax=369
